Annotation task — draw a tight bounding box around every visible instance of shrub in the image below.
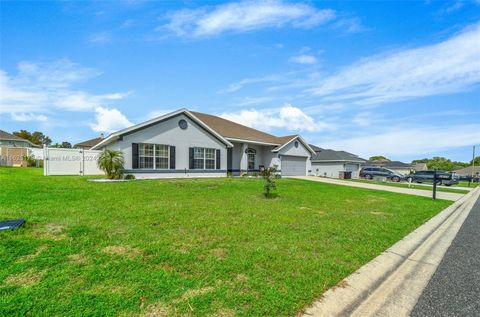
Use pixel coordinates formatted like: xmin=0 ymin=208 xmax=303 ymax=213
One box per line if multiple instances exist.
xmin=124 ymin=174 xmax=136 ymax=180
xmin=97 ymin=150 xmax=125 ymax=179
xmin=260 ymin=166 xmax=278 ymax=198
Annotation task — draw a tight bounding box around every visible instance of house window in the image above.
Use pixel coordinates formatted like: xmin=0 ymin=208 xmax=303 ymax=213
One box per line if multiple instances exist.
xmin=155 ymin=144 xmax=169 ymax=169
xmin=193 ymin=147 xmax=216 ymax=169
xmin=139 ymin=143 xmax=169 ymax=169
xmin=248 ymin=153 xmax=255 ymax=170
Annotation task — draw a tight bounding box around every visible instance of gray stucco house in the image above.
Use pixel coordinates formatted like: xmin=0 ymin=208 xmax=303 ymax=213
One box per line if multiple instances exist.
xmin=92 ymin=109 xmax=315 ymax=178
xmin=310 ymin=145 xmax=367 ymax=178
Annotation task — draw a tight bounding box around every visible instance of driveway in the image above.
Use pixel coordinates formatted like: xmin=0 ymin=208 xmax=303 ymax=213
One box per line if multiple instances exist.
xmin=291 ymin=176 xmax=464 ymax=201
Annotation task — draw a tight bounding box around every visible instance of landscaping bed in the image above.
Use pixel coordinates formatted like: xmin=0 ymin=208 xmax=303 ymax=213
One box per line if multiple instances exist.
xmin=0 ymin=168 xmax=451 ymax=316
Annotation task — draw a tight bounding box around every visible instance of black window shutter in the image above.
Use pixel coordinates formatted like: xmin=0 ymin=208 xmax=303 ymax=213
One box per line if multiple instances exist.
xmin=189 ymin=147 xmax=194 ymax=169
xmin=132 ymin=143 xmax=139 ymax=169
xmin=216 ymin=149 xmax=221 ymax=170
xmin=169 ymin=146 xmax=176 ymax=169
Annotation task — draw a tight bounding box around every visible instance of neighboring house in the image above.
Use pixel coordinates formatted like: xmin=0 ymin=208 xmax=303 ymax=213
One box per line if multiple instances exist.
xmin=413 ymin=162 xmax=428 ymax=172
xmin=453 ymin=166 xmax=480 ymax=176
xmin=91 ymin=109 xmax=315 ymax=178
xmin=364 ymin=160 xmax=413 ymax=175
xmin=310 ymin=145 xmax=367 ymax=178
xmin=74 ymin=134 xmax=105 ymax=149
xmin=0 ymin=130 xmax=40 ymax=148
xmin=0 ymin=130 xmax=40 ymax=167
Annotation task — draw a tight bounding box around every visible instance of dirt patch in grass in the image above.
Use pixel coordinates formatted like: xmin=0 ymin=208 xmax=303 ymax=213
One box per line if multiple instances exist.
xmin=67 ymin=253 xmax=89 ymax=264
xmin=370 ymin=211 xmax=391 ymax=217
xmin=235 ymin=274 xmax=249 ymax=283
xmin=143 ymin=301 xmax=171 ymax=317
xmin=5 ymin=268 xmax=45 ymax=287
xmin=210 ymin=247 xmax=227 ymax=259
xmin=209 ymin=308 xmax=236 ymax=317
xmin=17 ymin=245 xmax=48 ymax=262
xmin=35 ymin=223 xmax=67 ymax=241
xmin=174 ymin=286 xmax=215 ymax=303
xmin=102 ymin=245 xmax=142 ymax=258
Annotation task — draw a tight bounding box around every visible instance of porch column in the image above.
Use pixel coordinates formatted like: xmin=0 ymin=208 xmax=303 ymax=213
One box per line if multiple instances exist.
xmin=240 ymin=143 xmax=248 ymax=172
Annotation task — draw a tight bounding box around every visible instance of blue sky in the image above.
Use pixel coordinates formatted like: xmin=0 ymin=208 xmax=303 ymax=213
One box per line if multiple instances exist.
xmin=1 ymin=0 xmax=479 ymax=162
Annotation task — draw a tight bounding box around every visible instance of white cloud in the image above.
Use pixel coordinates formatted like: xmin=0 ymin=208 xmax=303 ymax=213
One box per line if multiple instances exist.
xmin=10 ymin=112 xmax=48 ymax=122
xmin=319 ymin=124 xmax=480 ymax=159
xmin=220 ymin=104 xmax=328 ymax=132
xmin=88 ymin=32 xmax=112 ymax=44
xmin=290 ymin=54 xmax=318 ymax=64
xmin=0 ymin=59 xmax=130 ymax=116
xmin=162 ymin=0 xmax=335 ymax=38
xmin=331 ymin=17 xmax=366 ymax=34
xmin=351 ymin=112 xmax=373 ymax=127
xmin=219 ymin=74 xmax=281 ymax=93
xmin=90 ymin=107 xmax=133 ymax=133
xmin=309 ymin=22 xmax=480 ymax=105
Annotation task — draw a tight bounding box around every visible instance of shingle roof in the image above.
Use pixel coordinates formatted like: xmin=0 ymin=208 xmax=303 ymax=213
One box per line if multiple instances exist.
xmin=74 ymin=136 xmax=104 ymax=148
xmin=0 ymin=130 xmax=28 ymax=142
xmin=453 ymin=166 xmax=480 ymax=175
xmin=364 ymin=160 xmax=413 ymax=168
xmin=191 ymin=111 xmax=294 ymax=145
xmin=0 ymin=130 xmax=38 ymax=147
xmin=309 ymin=145 xmax=366 ymax=162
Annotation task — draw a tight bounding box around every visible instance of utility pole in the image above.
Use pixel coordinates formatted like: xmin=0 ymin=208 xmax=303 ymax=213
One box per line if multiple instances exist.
xmin=473 ymin=145 xmax=476 ymax=178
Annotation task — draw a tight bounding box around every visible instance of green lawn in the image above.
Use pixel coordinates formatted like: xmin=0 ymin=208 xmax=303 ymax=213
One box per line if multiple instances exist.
xmin=0 ymin=168 xmax=451 ymax=316
xmin=456 ymin=181 xmax=479 ymax=188
xmin=346 ymin=178 xmax=470 ymax=194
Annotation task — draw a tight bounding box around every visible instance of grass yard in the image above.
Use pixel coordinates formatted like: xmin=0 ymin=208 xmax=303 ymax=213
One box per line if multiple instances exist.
xmin=456 ymin=181 xmax=479 ymax=188
xmin=0 ymin=168 xmax=451 ymax=316
xmin=347 ymin=178 xmax=470 ymax=194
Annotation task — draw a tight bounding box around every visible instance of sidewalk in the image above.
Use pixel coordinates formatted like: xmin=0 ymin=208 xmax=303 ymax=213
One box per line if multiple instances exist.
xmin=291 ymin=176 xmax=464 ymax=201
xmin=302 ymin=187 xmax=480 ymax=317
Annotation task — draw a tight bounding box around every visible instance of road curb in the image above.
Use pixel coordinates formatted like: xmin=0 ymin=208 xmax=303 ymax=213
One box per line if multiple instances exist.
xmin=302 ymin=187 xmax=480 ymax=317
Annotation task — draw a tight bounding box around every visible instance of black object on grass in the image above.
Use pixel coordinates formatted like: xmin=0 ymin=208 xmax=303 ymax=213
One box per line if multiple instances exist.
xmin=0 ymin=219 xmax=26 ymax=231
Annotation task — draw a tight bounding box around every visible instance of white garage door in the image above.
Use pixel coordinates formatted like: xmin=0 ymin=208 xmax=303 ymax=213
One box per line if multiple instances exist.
xmin=345 ymin=163 xmax=360 ymax=178
xmin=281 ymin=156 xmax=307 ymax=176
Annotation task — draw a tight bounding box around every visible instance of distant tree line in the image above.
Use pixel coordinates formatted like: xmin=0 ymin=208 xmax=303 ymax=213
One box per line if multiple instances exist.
xmin=13 ymin=129 xmax=71 ymax=148
xmin=368 ymin=154 xmax=479 ymax=171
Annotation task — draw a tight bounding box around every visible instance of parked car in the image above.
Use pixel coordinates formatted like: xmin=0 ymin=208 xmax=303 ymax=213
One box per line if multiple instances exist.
xmin=405 ymin=170 xmax=459 ymax=186
xmin=359 ymin=167 xmax=404 ymax=182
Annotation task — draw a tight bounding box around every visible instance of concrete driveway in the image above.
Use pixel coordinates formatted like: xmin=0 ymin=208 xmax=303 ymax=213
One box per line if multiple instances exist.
xmin=291 ymin=176 xmax=464 ymax=201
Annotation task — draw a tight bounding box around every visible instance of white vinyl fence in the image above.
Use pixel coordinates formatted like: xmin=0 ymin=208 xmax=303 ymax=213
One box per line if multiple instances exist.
xmin=43 ymin=147 xmax=104 ymax=176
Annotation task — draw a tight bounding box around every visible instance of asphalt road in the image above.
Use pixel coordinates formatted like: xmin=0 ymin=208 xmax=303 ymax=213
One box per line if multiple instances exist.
xmin=412 ymin=195 xmax=480 ymax=316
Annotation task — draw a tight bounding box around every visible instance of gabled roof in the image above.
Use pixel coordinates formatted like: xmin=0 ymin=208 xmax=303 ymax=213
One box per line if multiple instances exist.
xmin=92 ymin=109 xmax=234 ymax=150
xmin=93 ymin=108 xmax=316 ymax=152
xmin=74 ymin=135 xmax=104 ymax=148
xmin=0 ymin=130 xmax=40 ymax=147
xmin=309 ymin=144 xmax=366 ymax=163
xmin=190 ymin=111 xmax=286 ymax=145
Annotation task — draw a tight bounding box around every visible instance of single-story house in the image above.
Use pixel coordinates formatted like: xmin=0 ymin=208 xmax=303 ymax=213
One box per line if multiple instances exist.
xmin=310 ymin=145 xmax=366 ymax=178
xmin=91 ymin=108 xmax=315 ymax=178
xmin=412 ymin=162 xmax=428 ymax=172
xmin=453 ymin=166 xmax=480 ymax=176
xmin=0 ymin=130 xmax=40 ymax=167
xmin=0 ymin=130 xmax=40 ymax=148
xmin=74 ymin=134 xmax=105 ymax=150
xmin=363 ymin=160 xmax=413 ymax=175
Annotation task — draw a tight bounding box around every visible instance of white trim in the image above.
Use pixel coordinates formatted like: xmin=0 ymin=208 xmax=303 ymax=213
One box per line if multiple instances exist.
xmin=91 ymin=109 xmax=233 ymax=150
xmin=225 ymin=137 xmax=280 ymax=146
xmin=272 ymin=135 xmax=316 ymax=155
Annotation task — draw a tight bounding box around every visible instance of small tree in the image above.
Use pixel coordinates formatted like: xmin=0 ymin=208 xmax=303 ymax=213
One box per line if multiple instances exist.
xmin=260 ymin=166 xmax=277 ymax=198
xmin=97 ymin=150 xmax=125 ymax=179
